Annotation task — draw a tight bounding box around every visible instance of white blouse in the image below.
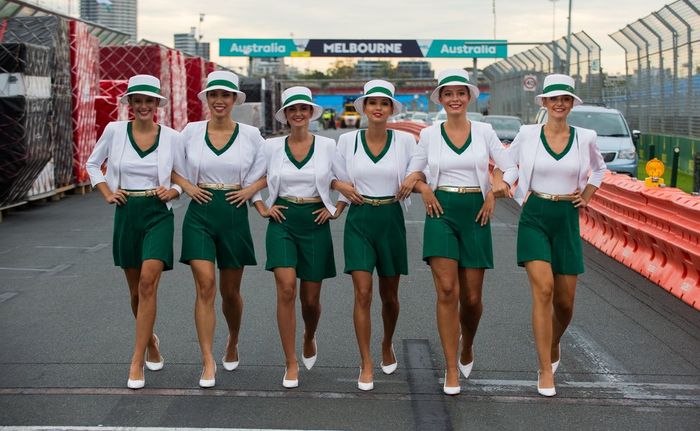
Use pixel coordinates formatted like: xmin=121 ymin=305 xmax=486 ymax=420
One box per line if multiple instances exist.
xmin=198 ymin=126 xmax=242 ymax=184
xmin=353 ymin=131 xmax=401 ymax=197
xmin=437 ymin=141 xmax=480 ymax=187
xmin=119 ymin=143 xmax=159 ymax=190
xmin=530 ymin=132 xmax=580 ymax=195
xmin=278 ymin=143 xmax=319 ymax=198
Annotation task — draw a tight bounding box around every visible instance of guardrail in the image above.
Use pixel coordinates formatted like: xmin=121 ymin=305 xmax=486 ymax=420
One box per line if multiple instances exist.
xmin=389 ymin=121 xmax=700 ymax=310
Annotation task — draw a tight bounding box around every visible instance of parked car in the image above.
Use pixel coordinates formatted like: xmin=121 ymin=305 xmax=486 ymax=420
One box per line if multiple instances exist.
xmin=410 ymin=111 xmax=429 ymax=124
xmin=481 ymin=115 xmax=523 ymax=145
xmin=535 ymin=104 xmax=639 ymax=176
xmin=434 ymin=109 xmax=484 ymax=123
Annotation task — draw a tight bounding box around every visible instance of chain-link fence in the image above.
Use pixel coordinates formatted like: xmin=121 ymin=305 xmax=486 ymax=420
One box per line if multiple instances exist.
xmin=607 ymin=0 xmax=699 ymax=176
xmin=607 ymin=0 xmax=699 ymax=139
xmin=483 ymin=31 xmax=603 ymax=123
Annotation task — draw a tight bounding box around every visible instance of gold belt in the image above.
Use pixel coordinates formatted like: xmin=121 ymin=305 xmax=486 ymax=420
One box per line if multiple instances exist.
xmin=123 ymin=189 xmax=157 ymax=197
xmin=280 ymin=196 xmax=323 ymax=204
xmin=197 ymin=183 xmax=241 ymax=191
xmin=362 ymin=197 xmax=397 ymax=206
xmin=436 ymin=186 xmax=481 ymax=194
xmin=531 ymin=191 xmax=577 ymax=202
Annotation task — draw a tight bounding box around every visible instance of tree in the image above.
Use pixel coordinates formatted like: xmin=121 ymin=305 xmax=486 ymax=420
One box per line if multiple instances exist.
xmin=327 ymin=59 xmax=355 ymax=79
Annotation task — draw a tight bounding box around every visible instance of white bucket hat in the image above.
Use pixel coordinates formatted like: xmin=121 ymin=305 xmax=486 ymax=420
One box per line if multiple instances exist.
xmin=274 ymin=86 xmax=323 ymax=124
xmin=198 ymin=70 xmax=246 ymax=105
xmin=430 ymin=69 xmax=480 ymax=105
xmin=535 ymin=74 xmax=583 ymax=106
xmin=353 ymin=79 xmax=403 ymax=117
xmin=119 ymin=74 xmax=168 ymax=106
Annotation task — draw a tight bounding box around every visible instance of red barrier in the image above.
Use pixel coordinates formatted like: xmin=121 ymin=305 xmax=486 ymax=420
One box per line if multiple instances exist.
xmin=184 ymin=56 xmax=206 ymax=122
xmin=387 ymin=121 xmax=426 ymax=140
xmin=581 ymin=173 xmax=700 ymax=311
xmin=69 ymin=20 xmax=98 ymax=185
xmin=168 ymin=49 xmax=187 ymax=131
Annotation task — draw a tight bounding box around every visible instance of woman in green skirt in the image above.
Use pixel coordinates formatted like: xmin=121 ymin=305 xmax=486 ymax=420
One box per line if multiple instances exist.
xmin=499 ymin=74 xmax=606 ymax=396
xmin=332 ymin=80 xmax=424 ymax=391
xmin=172 ymin=71 xmax=266 ymax=388
xmin=86 ymin=74 xmax=181 ymax=389
xmin=413 ymin=69 xmax=514 ymax=395
xmin=251 ymin=86 xmax=345 ymax=388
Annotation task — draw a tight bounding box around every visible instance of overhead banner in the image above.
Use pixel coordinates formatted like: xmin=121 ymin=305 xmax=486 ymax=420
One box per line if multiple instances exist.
xmin=219 ymin=39 xmax=508 ymax=58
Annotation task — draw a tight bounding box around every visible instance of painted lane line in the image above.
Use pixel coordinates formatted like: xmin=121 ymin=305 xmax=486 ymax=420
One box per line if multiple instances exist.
xmin=0 ymin=292 xmax=18 ymax=303
xmin=0 ymin=387 xmax=696 ymax=408
xmin=35 ymin=243 xmax=108 ymax=253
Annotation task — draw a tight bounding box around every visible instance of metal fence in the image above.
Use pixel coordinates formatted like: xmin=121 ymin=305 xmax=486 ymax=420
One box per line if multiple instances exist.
xmin=607 ymin=0 xmax=700 ymax=140
xmin=483 ymin=31 xmax=603 ymax=123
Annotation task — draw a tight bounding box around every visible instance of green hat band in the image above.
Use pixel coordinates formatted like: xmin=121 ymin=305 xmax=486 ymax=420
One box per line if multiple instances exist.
xmin=127 ymin=84 xmax=161 ymax=95
xmin=283 ymin=94 xmax=313 ymax=106
xmin=206 ymin=79 xmax=239 ymax=91
xmin=365 ymin=87 xmax=393 ymax=97
xmin=542 ymin=84 xmax=575 ymax=94
xmin=438 ymin=75 xmax=470 ymax=86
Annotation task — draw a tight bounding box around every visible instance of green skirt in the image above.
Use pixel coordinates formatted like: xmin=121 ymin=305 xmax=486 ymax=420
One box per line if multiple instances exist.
xmin=180 ymin=189 xmax=257 ymax=269
xmin=265 ymin=198 xmax=336 ymax=282
xmin=517 ymin=193 xmax=584 ymax=275
xmin=423 ymin=190 xmax=493 ymax=269
xmin=343 ymin=197 xmax=407 ymax=277
xmin=113 ymin=193 xmax=174 ymax=270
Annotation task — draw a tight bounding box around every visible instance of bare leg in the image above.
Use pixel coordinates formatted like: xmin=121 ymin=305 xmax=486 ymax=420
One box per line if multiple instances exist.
xmin=300 ymin=280 xmax=322 ymax=359
xmin=352 ymin=271 xmax=374 ymax=384
xmin=430 ymin=257 xmax=460 ymax=388
xmin=220 ymin=268 xmax=244 ymax=363
xmin=190 ymin=260 xmax=217 ymax=380
xmin=551 ymin=274 xmax=577 ymax=364
xmin=274 ymin=267 xmax=299 ymax=380
xmin=128 ymin=259 xmax=164 ymax=381
xmin=458 ymin=268 xmax=485 ymax=366
xmin=125 ymin=270 xmax=161 ymax=364
xmin=525 ymin=260 xmax=555 ymax=389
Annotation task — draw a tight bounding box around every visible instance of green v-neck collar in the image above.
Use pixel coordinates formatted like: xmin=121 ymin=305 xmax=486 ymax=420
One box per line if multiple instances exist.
xmin=361 ymin=129 xmax=392 ymax=163
xmin=541 ymin=126 xmax=575 ymax=160
xmin=441 ymin=122 xmax=471 ymax=155
xmin=127 ymin=122 xmax=160 ymax=158
xmin=285 ymin=136 xmax=315 ymax=169
xmin=205 ymin=123 xmax=239 ymax=156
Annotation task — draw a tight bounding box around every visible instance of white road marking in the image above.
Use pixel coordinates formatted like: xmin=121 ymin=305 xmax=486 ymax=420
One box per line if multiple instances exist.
xmin=0 ymin=292 xmax=18 ymax=303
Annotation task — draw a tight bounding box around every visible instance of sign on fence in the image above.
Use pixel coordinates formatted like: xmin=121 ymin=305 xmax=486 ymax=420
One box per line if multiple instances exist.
xmin=522 ymin=74 xmax=537 ymax=92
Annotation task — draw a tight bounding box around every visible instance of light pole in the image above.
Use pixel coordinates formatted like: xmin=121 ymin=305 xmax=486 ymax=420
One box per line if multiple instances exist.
xmin=492 ymin=0 xmax=497 ymax=39
xmin=549 ymin=0 xmax=559 ymax=41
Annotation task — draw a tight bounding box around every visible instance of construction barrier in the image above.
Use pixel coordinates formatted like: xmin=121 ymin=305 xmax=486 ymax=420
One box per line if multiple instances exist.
xmin=580 ymin=173 xmax=700 ymax=310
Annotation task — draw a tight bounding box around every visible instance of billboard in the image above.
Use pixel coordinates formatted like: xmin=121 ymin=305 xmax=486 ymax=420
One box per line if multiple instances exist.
xmin=219 ymin=39 xmax=508 ymax=58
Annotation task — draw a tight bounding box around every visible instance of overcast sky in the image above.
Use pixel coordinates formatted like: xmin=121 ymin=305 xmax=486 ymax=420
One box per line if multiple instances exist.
xmin=53 ymin=0 xmax=672 ymax=75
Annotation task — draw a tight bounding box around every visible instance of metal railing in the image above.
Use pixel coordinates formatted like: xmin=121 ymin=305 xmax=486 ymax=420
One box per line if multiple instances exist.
xmin=607 ymin=0 xmax=699 ymax=140
xmin=483 ymin=31 xmax=603 ymax=123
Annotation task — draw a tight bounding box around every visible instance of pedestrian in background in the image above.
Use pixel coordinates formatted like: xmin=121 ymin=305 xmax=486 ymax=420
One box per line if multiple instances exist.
xmin=172 ymin=71 xmax=266 ymax=388
xmin=499 ymin=74 xmax=606 ymax=396
xmin=413 ymin=69 xmax=515 ymax=395
xmin=85 ymin=74 xmax=181 ymax=389
xmin=332 ymin=80 xmax=424 ymax=391
xmin=251 ymin=86 xmax=345 ymax=388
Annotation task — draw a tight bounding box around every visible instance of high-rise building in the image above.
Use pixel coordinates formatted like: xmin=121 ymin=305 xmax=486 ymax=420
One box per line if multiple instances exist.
xmin=80 ymin=0 xmax=137 ymax=43
xmin=174 ymin=27 xmax=210 ymax=60
xmin=354 ymin=61 xmax=389 ymax=79
xmin=251 ymin=58 xmax=285 ymax=78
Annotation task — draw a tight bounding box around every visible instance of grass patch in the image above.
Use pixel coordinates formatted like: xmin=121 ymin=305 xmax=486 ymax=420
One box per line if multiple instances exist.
xmin=636 ymin=164 xmax=695 ymax=193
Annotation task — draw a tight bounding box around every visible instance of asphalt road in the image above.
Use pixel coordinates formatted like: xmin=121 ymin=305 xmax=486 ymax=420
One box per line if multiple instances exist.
xmin=1 ymin=128 xmax=699 ymax=430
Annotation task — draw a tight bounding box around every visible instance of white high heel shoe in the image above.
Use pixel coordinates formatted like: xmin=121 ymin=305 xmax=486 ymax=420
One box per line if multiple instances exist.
xmin=302 ymin=337 xmax=317 ymax=371
xmin=199 ymin=363 xmax=216 ymax=388
xmin=127 ymin=367 xmax=145 ymax=390
xmin=537 ymin=370 xmax=556 ymax=397
xmin=282 ymin=364 xmax=299 ymax=388
xmin=443 ymin=370 xmax=460 ymax=395
xmin=357 ymin=368 xmax=374 ymax=391
xmin=222 ymin=336 xmax=239 ymax=371
xmin=145 ymin=334 xmax=164 ymax=371
xmin=552 ymin=345 xmax=561 ymax=373
xmin=380 ymin=344 xmax=397 ymax=375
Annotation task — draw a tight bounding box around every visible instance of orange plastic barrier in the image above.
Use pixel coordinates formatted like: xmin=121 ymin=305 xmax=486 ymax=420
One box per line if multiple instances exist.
xmin=581 ymin=173 xmax=700 ymax=311
xmin=387 ymin=121 xmax=426 ymax=140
